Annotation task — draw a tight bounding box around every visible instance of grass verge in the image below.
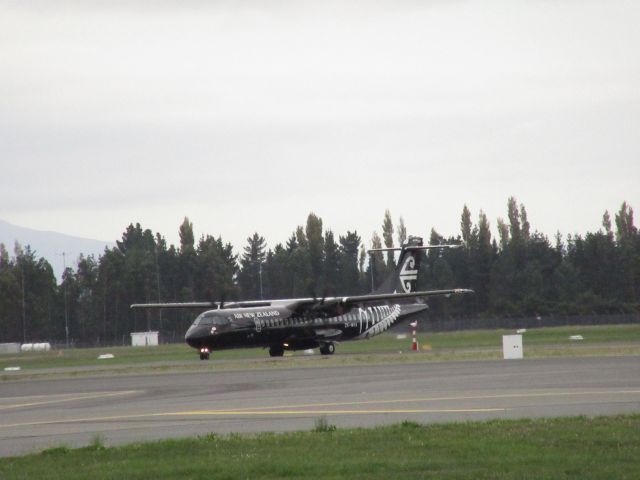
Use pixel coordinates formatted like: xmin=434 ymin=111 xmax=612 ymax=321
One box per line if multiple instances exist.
xmin=1 ymin=415 xmax=639 ymax=479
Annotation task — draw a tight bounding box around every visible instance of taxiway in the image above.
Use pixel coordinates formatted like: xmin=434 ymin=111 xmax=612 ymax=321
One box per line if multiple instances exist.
xmin=1 ymin=356 xmax=639 ymax=457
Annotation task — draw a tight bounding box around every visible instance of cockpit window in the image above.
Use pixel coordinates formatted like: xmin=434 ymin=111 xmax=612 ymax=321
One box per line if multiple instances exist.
xmin=195 ymin=313 xmax=230 ymax=326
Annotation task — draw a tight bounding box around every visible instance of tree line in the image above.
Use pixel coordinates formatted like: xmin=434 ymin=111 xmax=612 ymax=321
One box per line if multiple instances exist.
xmin=0 ymin=198 xmax=638 ymax=346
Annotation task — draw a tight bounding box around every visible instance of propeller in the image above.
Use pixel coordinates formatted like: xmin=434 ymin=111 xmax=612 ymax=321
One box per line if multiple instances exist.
xmin=309 ymin=285 xmax=329 ymax=314
xmin=319 ymin=287 xmax=328 ymax=306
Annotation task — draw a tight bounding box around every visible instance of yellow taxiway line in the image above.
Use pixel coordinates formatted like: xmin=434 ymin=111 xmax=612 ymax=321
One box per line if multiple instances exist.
xmin=2 ymin=389 xmax=639 ymax=430
xmin=0 ymin=407 xmax=505 ymax=429
xmin=173 ymin=408 xmax=506 ymax=416
xmin=224 ymin=389 xmax=640 ymax=412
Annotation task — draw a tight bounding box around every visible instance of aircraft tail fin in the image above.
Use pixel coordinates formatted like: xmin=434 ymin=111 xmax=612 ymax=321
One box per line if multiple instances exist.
xmin=368 ymin=236 xmax=462 ymax=294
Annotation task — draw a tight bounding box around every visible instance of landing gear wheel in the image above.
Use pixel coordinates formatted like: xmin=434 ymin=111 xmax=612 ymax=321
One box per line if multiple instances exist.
xmin=269 ymin=345 xmax=285 ymax=357
xmin=319 ymin=342 xmax=335 ymax=355
xmin=199 ymin=351 xmax=210 ymax=360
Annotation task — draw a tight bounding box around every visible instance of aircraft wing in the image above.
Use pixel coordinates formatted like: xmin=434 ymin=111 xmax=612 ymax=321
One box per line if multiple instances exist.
xmin=130 ymin=300 xmax=273 ymax=309
xmin=336 ymin=288 xmax=473 ymax=304
xmin=286 ymin=289 xmax=473 ymax=316
xmin=131 ymin=289 xmax=473 ymax=313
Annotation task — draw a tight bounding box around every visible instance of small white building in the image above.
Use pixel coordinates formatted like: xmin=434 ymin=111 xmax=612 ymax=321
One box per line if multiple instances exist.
xmin=0 ymin=343 xmax=20 ymax=354
xmin=130 ymin=331 xmax=159 ymax=347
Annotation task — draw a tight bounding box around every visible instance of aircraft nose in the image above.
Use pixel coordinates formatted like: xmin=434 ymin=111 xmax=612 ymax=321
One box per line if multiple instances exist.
xmin=185 ymin=325 xmax=199 ymax=346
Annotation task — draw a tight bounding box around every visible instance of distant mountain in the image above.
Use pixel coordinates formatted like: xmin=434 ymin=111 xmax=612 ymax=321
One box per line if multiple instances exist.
xmin=0 ymin=219 xmax=114 ymax=281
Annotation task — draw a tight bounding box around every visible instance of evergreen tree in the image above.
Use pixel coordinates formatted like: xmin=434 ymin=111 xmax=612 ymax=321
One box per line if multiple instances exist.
xmin=338 ymin=231 xmax=361 ymax=294
xmin=520 ymin=205 xmax=531 ymax=241
xmin=263 ymin=244 xmax=289 ymax=298
xmin=323 ymin=230 xmax=340 ymax=295
xmin=97 ymin=246 xmax=125 ymax=342
xmin=0 ymin=243 xmax=20 ymax=341
xmin=367 ymin=232 xmax=386 ymax=289
xmin=238 ymin=233 xmax=266 ymax=300
xmin=497 ymin=218 xmax=509 ymax=251
xmin=178 ymin=217 xmax=196 ymax=301
xmin=397 ymin=216 xmax=407 ymax=247
xmin=116 ymin=224 xmax=158 ymax=333
xmin=179 ymin=217 xmax=195 ymax=254
xmin=602 ymin=211 xmax=613 ymax=237
xmin=382 ymin=209 xmax=395 ymax=270
xmin=12 ymin=244 xmax=57 ymax=342
xmin=290 ymin=226 xmax=312 ymax=297
xmin=472 ymin=210 xmax=494 ymax=312
xmin=74 ymin=254 xmax=99 ymax=341
xmin=305 ymin=213 xmax=324 ymax=291
xmin=507 ymin=196 xmax=521 ymax=243
xmin=196 ymin=235 xmax=238 ymax=302
xmin=614 ymin=202 xmax=638 ymax=302
xmin=460 ymin=205 xmax=472 ymax=245
xmin=358 ymin=245 xmax=367 ymax=291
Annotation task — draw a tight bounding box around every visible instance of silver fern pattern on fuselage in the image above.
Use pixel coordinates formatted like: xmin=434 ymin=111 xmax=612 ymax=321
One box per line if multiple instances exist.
xmin=354 ymin=304 xmax=402 ymax=339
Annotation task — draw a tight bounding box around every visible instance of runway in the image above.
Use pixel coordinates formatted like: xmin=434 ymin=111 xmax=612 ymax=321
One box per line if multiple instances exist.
xmin=1 ymin=356 xmax=639 ymax=457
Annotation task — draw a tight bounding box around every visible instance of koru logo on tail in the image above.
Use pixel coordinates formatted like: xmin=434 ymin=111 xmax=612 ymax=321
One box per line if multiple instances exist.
xmin=399 ymin=254 xmax=418 ymax=293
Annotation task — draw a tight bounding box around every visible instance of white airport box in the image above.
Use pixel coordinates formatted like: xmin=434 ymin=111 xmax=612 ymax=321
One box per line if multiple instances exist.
xmin=130 ymin=331 xmax=159 ymax=347
xmin=502 ymin=334 xmax=523 ymax=359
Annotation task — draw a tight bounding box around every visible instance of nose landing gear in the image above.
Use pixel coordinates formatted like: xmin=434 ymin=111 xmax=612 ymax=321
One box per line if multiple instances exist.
xmin=199 ymin=348 xmax=210 ymax=360
xmin=269 ymin=345 xmax=285 ymax=357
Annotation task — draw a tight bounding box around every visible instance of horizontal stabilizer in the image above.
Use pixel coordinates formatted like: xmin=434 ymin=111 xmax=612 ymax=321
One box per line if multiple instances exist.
xmin=368 ymin=244 xmax=462 ymax=253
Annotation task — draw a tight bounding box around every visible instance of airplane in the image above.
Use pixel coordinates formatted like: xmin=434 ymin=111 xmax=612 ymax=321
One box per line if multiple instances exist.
xmin=131 ymin=236 xmax=473 ymax=360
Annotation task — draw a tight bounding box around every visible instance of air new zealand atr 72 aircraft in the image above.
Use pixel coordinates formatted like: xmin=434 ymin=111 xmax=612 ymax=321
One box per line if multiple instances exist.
xmin=131 ymin=236 xmax=472 ymax=360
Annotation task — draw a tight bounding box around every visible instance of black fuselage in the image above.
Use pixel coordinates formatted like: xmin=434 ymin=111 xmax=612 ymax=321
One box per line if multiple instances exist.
xmin=185 ymin=302 xmax=426 ymax=352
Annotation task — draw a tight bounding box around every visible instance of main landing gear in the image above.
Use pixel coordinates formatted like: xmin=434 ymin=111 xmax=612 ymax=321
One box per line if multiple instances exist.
xmin=199 ymin=348 xmax=210 ymax=360
xmin=269 ymin=345 xmax=285 ymax=357
xmin=319 ymin=342 xmax=335 ymax=355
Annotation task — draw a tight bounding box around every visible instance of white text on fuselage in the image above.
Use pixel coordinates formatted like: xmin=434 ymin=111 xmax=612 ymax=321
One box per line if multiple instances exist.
xmin=233 ymin=310 xmax=281 ymax=319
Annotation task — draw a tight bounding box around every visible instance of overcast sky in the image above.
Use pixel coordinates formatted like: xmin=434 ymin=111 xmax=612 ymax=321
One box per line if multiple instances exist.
xmin=1 ymin=0 xmax=638 ymax=254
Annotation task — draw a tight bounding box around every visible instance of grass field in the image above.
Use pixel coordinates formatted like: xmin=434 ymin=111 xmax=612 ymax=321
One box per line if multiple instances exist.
xmin=1 ymin=323 xmax=639 ymax=376
xmin=1 ymin=415 xmax=639 ymax=479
